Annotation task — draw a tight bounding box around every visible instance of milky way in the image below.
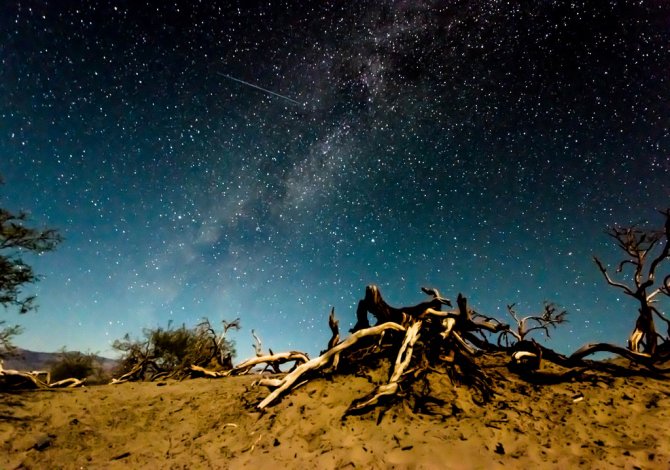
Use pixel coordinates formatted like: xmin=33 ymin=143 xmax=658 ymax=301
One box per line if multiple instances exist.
xmin=1 ymin=1 xmax=668 ymax=359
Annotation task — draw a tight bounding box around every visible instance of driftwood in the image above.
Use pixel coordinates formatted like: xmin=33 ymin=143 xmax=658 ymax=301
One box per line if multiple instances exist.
xmin=188 ymin=364 xmax=227 ymax=378
xmin=347 ymin=320 xmax=422 ymax=412
xmin=0 ymin=362 xmax=85 ymax=389
xmin=0 ymin=367 xmax=49 ymax=388
xmin=226 ymin=351 xmax=309 ymax=376
xmin=351 ymin=285 xmax=451 ymax=332
xmin=568 ymin=342 xmax=670 ymax=372
xmin=111 ymin=360 xmax=151 ymax=384
xmin=110 ymin=358 xmax=175 ymax=384
xmin=509 ymin=340 xmax=543 ymax=371
xmin=252 ymin=286 xmax=516 ymax=412
xmin=327 ymin=307 xmax=340 ymax=350
xmin=257 ymin=321 xmax=407 ymax=410
xmin=251 ymin=283 xmax=666 ymax=413
xmin=251 ymin=329 xmax=264 ymax=357
xmin=102 ymin=276 xmax=669 ymax=419
xmin=185 ymin=351 xmax=310 ymax=379
xmin=49 ymin=377 xmax=86 ymax=388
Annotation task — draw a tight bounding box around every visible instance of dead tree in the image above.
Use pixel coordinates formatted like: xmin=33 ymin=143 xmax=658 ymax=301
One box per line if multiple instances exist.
xmin=350 ymin=285 xmax=451 ymax=332
xmin=257 ymin=321 xmax=406 ymax=409
xmin=195 ymin=317 xmax=240 ymax=369
xmin=225 ymin=351 xmax=309 ymax=376
xmin=0 ymin=361 xmax=85 ymax=389
xmin=251 ymin=329 xmax=264 ymax=357
xmin=253 ymin=286 xmax=511 ymax=413
xmin=592 ymin=208 xmax=670 ymax=359
xmin=494 ymin=303 xmax=568 ymax=370
xmin=327 ymin=307 xmax=339 ymax=350
xmin=501 ymin=302 xmax=568 ymax=345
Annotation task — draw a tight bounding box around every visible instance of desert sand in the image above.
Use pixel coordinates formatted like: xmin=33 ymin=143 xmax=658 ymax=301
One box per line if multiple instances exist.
xmin=1 ymin=354 xmax=669 ymax=469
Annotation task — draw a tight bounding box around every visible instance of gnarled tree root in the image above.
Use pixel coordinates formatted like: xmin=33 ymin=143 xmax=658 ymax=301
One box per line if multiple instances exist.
xmin=347 ymin=320 xmax=422 ymax=413
xmin=227 ymin=351 xmax=310 ymax=376
xmin=1 ymin=364 xmax=85 ymax=389
xmin=0 ymin=367 xmax=50 ymax=389
xmin=568 ymin=342 xmax=670 ymax=372
xmin=257 ymin=322 xmax=407 ymax=410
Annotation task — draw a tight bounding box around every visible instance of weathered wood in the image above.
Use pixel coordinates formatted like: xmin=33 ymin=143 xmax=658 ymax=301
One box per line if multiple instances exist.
xmin=111 ymin=361 xmax=148 ymax=384
xmin=347 ymin=320 xmax=423 ymax=413
xmin=593 ymin=208 xmax=670 ymax=356
xmin=509 ymin=340 xmax=542 ymax=371
xmin=252 ymin=288 xmax=514 ymax=413
xmin=196 ymin=317 xmax=241 ymax=369
xmin=227 ymin=351 xmax=309 ymax=376
xmin=327 ymin=307 xmax=340 ymax=350
xmin=257 ymin=322 xmax=407 ymax=410
xmin=188 ymin=364 xmax=228 ymax=378
xmin=49 ymin=377 xmax=86 ymax=388
xmin=251 ymin=329 xmax=264 ymax=357
xmin=568 ymin=342 xmax=670 ymax=371
xmin=0 ymin=363 xmax=85 ymax=389
xmin=351 ymin=285 xmax=450 ymax=332
xmin=0 ymin=367 xmax=49 ymax=389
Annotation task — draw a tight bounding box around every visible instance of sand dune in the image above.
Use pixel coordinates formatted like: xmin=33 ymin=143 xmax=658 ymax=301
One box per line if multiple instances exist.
xmin=2 ymin=355 xmax=669 ymax=469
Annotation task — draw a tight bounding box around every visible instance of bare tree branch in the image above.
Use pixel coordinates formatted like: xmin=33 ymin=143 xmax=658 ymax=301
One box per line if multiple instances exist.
xmin=593 ymin=256 xmax=635 ymax=295
xmin=251 ymin=329 xmax=263 ymax=357
xmin=647 ymin=208 xmax=670 ymax=284
xmin=327 ymin=307 xmax=339 ymax=350
xmin=593 ymin=209 xmax=670 ymax=356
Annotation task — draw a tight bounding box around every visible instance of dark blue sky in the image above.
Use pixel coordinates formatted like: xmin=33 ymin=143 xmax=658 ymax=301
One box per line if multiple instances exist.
xmin=1 ymin=0 xmax=668 ymax=360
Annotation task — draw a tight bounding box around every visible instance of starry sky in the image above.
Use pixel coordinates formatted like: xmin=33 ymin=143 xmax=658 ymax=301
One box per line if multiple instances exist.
xmin=1 ymin=0 xmax=669 ymax=360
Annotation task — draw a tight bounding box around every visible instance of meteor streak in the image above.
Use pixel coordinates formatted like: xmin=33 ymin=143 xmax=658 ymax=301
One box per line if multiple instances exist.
xmin=218 ymin=72 xmax=302 ymax=106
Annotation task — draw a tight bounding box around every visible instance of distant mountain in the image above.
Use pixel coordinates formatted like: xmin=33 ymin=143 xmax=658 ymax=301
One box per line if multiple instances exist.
xmin=1 ymin=348 xmax=118 ymax=373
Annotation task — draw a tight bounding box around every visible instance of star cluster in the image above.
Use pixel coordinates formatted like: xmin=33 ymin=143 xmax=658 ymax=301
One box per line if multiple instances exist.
xmin=1 ymin=1 xmax=668 ymax=358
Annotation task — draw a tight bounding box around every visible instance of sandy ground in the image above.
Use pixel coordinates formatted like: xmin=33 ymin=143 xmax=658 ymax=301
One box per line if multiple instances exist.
xmin=2 ymin=355 xmax=669 ymax=469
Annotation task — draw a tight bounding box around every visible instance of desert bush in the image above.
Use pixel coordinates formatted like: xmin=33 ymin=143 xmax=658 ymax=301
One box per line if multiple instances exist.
xmin=0 ymin=322 xmax=22 ymax=357
xmin=148 ymin=323 xmax=195 ymax=371
xmin=112 ymin=319 xmax=239 ymax=381
xmin=49 ymin=349 xmax=108 ymax=384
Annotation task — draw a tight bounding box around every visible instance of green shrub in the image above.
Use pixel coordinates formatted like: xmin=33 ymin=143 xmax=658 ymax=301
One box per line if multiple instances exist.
xmin=112 ymin=318 xmax=239 ymax=381
xmin=50 ymin=350 xmax=107 ymax=384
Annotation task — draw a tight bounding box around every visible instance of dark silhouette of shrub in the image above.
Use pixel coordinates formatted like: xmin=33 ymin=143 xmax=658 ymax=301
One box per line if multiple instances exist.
xmin=49 ymin=349 xmax=108 ymax=384
xmin=112 ymin=319 xmax=239 ymax=381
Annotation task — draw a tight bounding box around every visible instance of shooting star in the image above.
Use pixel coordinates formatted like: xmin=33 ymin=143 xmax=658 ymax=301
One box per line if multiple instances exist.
xmin=217 ymin=72 xmax=302 ymax=106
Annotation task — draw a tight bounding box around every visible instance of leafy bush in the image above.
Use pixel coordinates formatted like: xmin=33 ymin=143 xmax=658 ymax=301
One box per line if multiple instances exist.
xmin=49 ymin=349 xmax=108 ymax=384
xmin=148 ymin=324 xmax=194 ymax=371
xmin=0 ymin=322 xmax=22 ymax=357
xmin=0 ymin=176 xmax=62 ymax=356
xmin=112 ymin=318 xmax=239 ymax=381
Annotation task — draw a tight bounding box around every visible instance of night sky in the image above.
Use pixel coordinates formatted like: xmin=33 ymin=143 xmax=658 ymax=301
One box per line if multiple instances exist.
xmin=1 ymin=1 xmax=669 ymax=360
